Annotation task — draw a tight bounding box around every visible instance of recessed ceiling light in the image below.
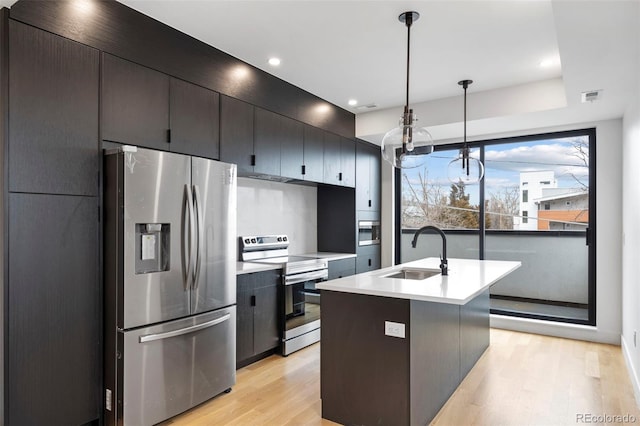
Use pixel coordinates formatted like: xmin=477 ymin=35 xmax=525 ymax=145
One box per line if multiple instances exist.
xmin=348 ymin=99 xmax=358 ymax=106
xmin=268 ymin=57 xmax=281 ymax=66
xmin=539 ymin=59 xmax=553 ymax=68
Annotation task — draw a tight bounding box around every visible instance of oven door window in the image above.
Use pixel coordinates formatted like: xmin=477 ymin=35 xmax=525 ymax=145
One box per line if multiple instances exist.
xmin=284 ymin=279 xmax=322 ymax=332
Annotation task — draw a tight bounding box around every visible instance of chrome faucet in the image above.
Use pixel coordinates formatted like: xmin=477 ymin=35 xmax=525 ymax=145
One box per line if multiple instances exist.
xmin=411 ymin=225 xmax=448 ymax=276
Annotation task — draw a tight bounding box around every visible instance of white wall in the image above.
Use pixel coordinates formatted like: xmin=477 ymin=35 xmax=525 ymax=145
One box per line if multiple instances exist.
xmin=622 ymin=56 xmax=640 ymax=405
xmin=236 ymin=177 xmax=317 ymax=255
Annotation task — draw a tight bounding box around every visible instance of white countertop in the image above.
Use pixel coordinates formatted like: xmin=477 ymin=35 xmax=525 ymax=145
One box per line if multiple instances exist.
xmin=316 ymin=257 xmax=521 ymax=305
xmin=299 ymin=252 xmax=356 ymax=260
xmin=235 ymin=262 xmax=282 ymax=275
xmin=236 ymin=252 xmax=356 ymax=275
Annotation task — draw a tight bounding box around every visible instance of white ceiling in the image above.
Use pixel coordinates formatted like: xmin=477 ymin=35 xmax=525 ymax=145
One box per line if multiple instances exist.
xmin=118 ymin=0 xmax=563 ymax=112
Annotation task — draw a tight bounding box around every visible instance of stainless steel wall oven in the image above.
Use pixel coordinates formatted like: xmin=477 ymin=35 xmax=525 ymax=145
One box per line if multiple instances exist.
xmin=358 ymin=220 xmax=381 ymax=246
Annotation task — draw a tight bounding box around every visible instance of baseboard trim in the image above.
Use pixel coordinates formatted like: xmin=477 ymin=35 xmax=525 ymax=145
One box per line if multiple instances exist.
xmin=490 ymin=314 xmax=620 ymax=345
xmin=621 ymin=337 xmax=640 ymax=408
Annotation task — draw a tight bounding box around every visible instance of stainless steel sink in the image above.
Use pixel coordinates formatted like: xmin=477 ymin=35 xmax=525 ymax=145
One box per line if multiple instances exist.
xmin=382 ymin=268 xmax=441 ymax=280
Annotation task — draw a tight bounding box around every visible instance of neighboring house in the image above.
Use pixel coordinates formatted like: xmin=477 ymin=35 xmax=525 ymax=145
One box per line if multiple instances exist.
xmin=535 ymin=189 xmax=589 ymax=230
xmin=516 ymin=171 xmax=557 ymax=230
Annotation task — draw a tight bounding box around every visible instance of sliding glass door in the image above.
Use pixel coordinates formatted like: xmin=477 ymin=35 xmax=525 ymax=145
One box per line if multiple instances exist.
xmin=483 ymin=131 xmax=593 ymax=323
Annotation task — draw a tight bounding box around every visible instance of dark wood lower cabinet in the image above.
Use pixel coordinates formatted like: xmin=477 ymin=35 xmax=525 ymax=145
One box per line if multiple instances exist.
xmin=321 ymin=289 xmax=490 ymax=426
xmin=236 ymin=270 xmax=281 ymax=368
xmin=236 ymin=274 xmax=256 ymax=364
xmin=356 ymin=244 xmax=381 ymax=274
xmin=460 ymin=288 xmax=490 ymax=378
xmin=8 ymin=193 xmax=99 ymax=426
xmin=328 ymin=258 xmax=356 ymax=280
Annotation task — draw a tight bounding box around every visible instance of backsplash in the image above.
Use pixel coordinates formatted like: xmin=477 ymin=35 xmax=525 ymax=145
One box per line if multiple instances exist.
xmin=237 ymin=177 xmax=317 ymax=255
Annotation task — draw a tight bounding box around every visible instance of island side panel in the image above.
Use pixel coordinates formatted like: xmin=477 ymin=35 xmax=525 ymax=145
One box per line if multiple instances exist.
xmin=321 ymin=290 xmax=411 ymax=425
xmin=409 ymin=299 xmax=461 ymax=426
xmin=460 ymin=288 xmax=491 ymax=379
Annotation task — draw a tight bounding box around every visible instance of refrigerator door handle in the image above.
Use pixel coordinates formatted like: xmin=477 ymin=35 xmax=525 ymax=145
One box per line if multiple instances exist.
xmin=183 ymin=184 xmax=196 ymax=291
xmin=192 ymin=184 xmax=204 ymax=289
xmin=138 ymin=313 xmax=231 ymax=343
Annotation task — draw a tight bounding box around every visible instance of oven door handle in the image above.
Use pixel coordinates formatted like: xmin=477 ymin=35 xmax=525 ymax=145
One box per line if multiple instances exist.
xmin=284 ymin=269 xmax=328 ymax=286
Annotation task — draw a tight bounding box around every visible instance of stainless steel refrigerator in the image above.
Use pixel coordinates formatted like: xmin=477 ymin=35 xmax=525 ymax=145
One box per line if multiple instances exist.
xmin=103 ymin=146 xmax=237 ymax=426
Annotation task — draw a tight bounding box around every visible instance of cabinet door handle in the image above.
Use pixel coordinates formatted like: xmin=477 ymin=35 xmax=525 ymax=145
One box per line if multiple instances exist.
xmin=302 ymin=165 xmax=306 ymax=175
xmin=368 ymin=199 xmax=372 ymax=207
xmin=368 ymin=259 xmax=372 ymax=267
xmin=338 ymin=172 xmax=343 ymax=181
xmin=167 ymin=128 xmax=172 ymax=143
xmin=250 ymin=295 xmax=256 ymax=306
xmin=251 ymin=155 xmax=256 ymax=166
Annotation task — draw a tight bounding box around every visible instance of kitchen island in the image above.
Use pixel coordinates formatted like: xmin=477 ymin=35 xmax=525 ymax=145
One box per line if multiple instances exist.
xmin=317 ymin=257 xmax=521 ymax=426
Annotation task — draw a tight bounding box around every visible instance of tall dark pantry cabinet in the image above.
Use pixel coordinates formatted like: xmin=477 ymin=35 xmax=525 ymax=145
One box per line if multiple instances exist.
xmin=1 ymin=14 xmax=101 ymax=426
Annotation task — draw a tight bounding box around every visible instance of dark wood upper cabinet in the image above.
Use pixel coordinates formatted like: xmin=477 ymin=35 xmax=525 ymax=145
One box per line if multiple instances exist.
xmin=169 ymin=77 xmax=220 ymax=159
xmin=254 ymin=108 xmax=283 ymax=177
xmin=356 ymin=142 xmax=371 ymax=210
xmin=102 ymin=53 xmax=170 ymax=150
xmin=10 ymin=0 xmax=355 ymax=140
xmin=8 ymin=193 xmax=99 ymax=425
xmin=324 ymin=133 xmax=355 ymax=188
xmin=323 ymin=132 xmax=342 ymax=186
xmin=9 ymin=21 xmax=99 ymax=196
xmin=356 ymin=140 xmax=381 ymax=212
xmin=340 ymin=137 xmax=356 ymax=188
xmin=220 ymin=95 xmax=255 ymax=174
xmin=279 ymin=114 xmax=304 ymax=180
xmin=303 ymin=125 xmax=325 ymax=183
xmin=369 ymin=144 xmax=381 ymax=211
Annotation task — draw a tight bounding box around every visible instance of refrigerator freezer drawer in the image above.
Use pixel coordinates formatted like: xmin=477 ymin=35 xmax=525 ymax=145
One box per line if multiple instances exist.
xmin=119 ymin=307 xmax=236 ymax=426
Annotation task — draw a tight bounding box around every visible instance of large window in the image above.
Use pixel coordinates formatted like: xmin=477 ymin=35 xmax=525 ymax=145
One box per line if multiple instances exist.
xmin=398 ymin=129 xmax=595 ymax=325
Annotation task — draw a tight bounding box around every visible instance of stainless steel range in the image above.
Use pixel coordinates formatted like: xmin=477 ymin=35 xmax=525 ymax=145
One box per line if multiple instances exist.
xmin=240 ymin=235 xmax=327 ymax=355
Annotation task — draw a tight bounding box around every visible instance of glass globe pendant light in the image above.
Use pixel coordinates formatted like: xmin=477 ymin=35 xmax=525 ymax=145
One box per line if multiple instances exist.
xmin=447 ymin=79 xmax=484 ymax=184
xmin=381 ymin=11 xmax=434 ymax=169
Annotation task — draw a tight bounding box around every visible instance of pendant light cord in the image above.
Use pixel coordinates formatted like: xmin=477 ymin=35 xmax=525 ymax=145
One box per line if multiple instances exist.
xmin=405 ymin=14 xmax=412 ymax=109
xmin=458 ymin=79 xmax=472 ymax=174
xmin=463 ymin=83 xmax=467 ymax=148
xmin=464 ymin=82 xmax=468 ymax=174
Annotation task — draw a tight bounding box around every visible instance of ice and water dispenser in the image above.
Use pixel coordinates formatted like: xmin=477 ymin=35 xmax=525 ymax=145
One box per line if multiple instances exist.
xmin=135 ymin=223 xmax=170 ymax=274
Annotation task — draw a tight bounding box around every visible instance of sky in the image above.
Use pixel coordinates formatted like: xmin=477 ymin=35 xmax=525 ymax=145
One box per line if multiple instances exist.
xmin=402 ymin=135 xmax=590 ymax=206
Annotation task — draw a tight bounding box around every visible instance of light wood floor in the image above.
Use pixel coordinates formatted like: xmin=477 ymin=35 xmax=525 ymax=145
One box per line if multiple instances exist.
xmin=161 ymin=329 xmax=640 ymax=425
